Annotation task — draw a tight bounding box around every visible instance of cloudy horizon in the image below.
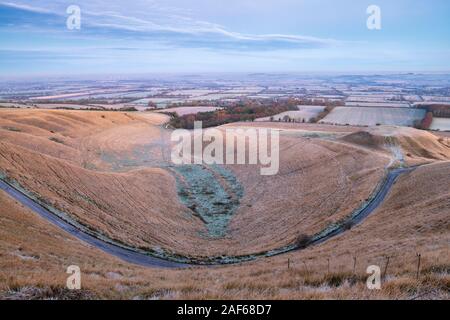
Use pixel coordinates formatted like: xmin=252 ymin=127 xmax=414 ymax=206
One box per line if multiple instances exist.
xmin=1 ymin=0 xmax=449 ymax=77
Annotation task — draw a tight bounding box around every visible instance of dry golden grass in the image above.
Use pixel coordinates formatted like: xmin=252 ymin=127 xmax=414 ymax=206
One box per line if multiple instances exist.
xmin=0 ymin=109 xmax=390 ymax=257
xmin=224 ymin=135 xmax=388 ymax=255
xmin=0 ymin=109 xmax=448 ymax=299
xmin=0 ymin=140 xmax=208 ymax=253
xmin=0 ymin=109 xmax=169 ymax=169
xmin=341 ymin=126 xmax=450 ymax=166
xmin=0 ymin=161 xmax=448 ymax=300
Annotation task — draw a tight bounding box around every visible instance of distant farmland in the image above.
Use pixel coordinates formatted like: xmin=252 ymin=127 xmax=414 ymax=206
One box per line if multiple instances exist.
xmin=345 ymin=102 xmax=411 ymax=108
xmin=430 ymin=118 xmax=450 ymax=131
xmin=320 ymin=107 xmax=426 ymax=127
xmin=256 ymin=105 xmax=325 ymax=122
xmin=156 ymin=106 xmax=222 ymax=116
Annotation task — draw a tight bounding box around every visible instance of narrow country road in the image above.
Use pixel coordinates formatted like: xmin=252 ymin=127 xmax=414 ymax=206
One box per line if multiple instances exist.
xmin=0 ymin=167 xmax=414 ymax=268
xmin=311 ymin=167 xmax=414 ymax=246
xmin=0 ymin=179 xmax=187 ymax=269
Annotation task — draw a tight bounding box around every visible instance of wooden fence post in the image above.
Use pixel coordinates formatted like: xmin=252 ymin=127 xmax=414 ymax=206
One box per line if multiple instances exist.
xmin=353 ymin=256 xmax=357 ymax=274
xmin=416 ymin=253 xmax=421 ymax=280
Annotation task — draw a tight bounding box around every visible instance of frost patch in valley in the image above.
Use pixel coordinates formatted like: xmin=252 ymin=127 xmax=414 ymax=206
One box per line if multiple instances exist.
xmin=172 ymin=164 xmax=243 ymax=238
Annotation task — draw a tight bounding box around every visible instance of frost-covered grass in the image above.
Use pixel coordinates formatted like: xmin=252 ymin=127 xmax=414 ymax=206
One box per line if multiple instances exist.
xmin=430 ymin=118 xmax=450 ymax=132
xmin=256 ymin=105 xmax=325 ymax=122
xmin=320 ymin=107 xmax=425 ymax=127
xmin=173 ymin=165 xmax=243 ymax=238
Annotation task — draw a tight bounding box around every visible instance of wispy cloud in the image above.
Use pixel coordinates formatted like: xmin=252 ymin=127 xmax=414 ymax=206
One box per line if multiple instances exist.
xmin=0 ymin=0 xmax=340 ymax=51
xmin=0 ymin=1 xmax=52 ymax=13
xmin=2 ymin=0 xmax=446 ymax=75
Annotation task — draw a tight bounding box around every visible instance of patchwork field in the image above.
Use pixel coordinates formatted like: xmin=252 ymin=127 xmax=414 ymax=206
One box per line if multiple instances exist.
xmin=256 ymin=105 xmax=325 ymax=122
xmin=430 ymin=118 xmax=450 ymax=132
xmin=320 ymin=107 xmax=426 ymax=127
xmin=345 ymin=102 xmax=411 ymax=108
xmin=0 ymin=108 xmax=449 ymax=299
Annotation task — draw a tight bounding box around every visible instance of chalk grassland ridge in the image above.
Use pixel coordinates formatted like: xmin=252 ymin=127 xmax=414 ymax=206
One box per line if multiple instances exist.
xmin=0 ymin=165 xmax=411 ymax=265
xmin=0 ymin=162 xmax=448 ymax=299
xmin=0 ymin=109 xmax=449 ymax=299
xmin=0 ymin=109 xmax=393 ymax=259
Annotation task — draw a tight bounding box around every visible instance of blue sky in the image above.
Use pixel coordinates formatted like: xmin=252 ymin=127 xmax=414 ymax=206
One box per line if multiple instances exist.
xmin=0 ymin=0 xmax=449 ymax=77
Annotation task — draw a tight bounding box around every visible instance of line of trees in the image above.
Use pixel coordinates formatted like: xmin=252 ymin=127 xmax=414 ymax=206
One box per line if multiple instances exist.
xmin=168 ymin=98 xmax=344 ymax=129
xmin=414 ymin=111 xmax=434 ymax=130
xmin=169 ymin=100 xmax=299 ymax=129
xmin=417 ymin=104 xmax=450 ymax=118
xmin=310 ymin=106 xmax=336 ymax=123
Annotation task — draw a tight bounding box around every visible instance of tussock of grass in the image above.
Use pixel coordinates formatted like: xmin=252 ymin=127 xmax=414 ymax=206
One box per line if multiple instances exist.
xmin=4 ymin=286 xmax=96 ymax=300
xmin=49 ymin=137 xmax=64 ymax=144
xmin=3 ymin=126 xmax=22 ymax=132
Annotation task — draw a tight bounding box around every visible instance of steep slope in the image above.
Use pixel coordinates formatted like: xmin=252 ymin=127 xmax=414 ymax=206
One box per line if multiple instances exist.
xmin=341 ymin=126 xmax=450 ymax=166
xmin=0 ymin=161 xmax=448 ymax=299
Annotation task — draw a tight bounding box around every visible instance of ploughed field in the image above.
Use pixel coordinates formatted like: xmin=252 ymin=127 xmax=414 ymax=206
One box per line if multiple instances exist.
xmin=0 ymin=109 xmax=449 ymax=299
xmin=320 ymin=106 xmax=426 ymax=127
xmin=255 ymin=105 xmax=325 ymax=122
xmin=430 ymin=117 xmax=450 ymax=132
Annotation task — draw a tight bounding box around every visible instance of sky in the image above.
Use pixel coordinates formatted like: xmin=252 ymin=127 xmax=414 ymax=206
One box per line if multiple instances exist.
xmin=0 ymin=0 xmax=449 ymax=77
